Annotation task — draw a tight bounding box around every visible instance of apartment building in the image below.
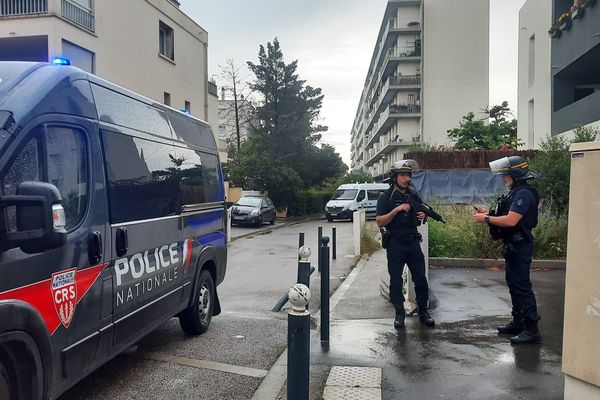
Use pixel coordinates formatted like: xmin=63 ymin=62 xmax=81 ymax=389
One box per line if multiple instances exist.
xmin=551 ymin=0 xmax=600 ymax=136
xmin=350 ymin=0 xmax=489 ymax=178
xmin=0 ymin=0 xmax=211 ymax=123
xmin=217 ymin=87 xmax=257 ymax=147
xmin=517 ymin=0 xmax=553 ymax=149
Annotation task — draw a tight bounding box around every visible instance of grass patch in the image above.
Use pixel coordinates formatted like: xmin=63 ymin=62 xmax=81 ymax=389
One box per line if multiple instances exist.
xmin=360 ymin=225 xmax=381 ymax=256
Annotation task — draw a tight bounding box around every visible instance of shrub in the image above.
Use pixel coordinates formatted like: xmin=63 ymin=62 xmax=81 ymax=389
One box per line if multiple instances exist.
xmin=287 ymin=189 xmax=333 ymax=217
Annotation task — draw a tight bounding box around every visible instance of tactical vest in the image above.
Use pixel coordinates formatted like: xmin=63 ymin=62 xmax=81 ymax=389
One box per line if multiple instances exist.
xmin=489 ymin=185 xmax=539 ymax=241
xmin=386 ymin=187 xmax=420 ymax=236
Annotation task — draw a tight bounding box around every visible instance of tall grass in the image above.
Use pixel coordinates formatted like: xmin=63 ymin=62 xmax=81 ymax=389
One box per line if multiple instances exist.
xmin=428 ymin=204 xmax=567 ymax=260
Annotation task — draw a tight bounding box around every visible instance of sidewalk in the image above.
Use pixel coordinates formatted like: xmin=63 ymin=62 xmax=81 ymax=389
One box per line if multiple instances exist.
xmin=280 ymin=249 xmax=566 ymax=399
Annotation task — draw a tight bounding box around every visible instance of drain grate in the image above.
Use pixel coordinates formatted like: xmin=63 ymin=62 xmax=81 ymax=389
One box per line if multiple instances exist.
xmin=323 ymin=366 xmax=382 ymax=400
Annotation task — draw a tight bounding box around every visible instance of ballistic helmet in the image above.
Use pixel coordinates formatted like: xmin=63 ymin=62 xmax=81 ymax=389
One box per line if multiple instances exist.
xmin=489 ymin=156 xmax=534 ymax=181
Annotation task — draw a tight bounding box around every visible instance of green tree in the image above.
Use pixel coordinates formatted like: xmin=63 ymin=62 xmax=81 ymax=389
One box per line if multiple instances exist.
xmin=334 ymin=171 xmax=376 ymax=187
xmin=227 ymin=38 xmax=346 ymax=209
xmin=447 ymin=101 xmax=519 ymax=150
xmin=572 ymin=125 xmax=599 ymax=143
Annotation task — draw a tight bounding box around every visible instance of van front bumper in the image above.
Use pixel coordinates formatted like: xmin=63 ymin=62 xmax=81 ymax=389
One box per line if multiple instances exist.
xmin=325 ymin=208 xmax=353 ymax=220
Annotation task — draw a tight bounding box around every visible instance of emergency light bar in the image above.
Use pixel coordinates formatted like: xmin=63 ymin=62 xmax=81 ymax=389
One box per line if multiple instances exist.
xmin=52 ymin=57 xmax=72 ymax=66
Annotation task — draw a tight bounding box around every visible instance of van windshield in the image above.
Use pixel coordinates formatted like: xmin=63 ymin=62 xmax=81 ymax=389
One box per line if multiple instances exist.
xmin=332 ymin=189 xmax=358 ymax=200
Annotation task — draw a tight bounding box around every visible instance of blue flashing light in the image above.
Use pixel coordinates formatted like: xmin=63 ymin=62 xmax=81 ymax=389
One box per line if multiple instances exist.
xmin=180 ymin=109 xmax=190 ymax=115
xmin=52 ymin=57 xmax=72 ymax=66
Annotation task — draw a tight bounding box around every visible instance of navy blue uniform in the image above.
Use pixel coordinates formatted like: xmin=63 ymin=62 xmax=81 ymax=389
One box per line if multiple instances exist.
xmin=377 ymin=188 xmax=429 ymax=314
xmin=494 ymin=184 xmax=540 ymax=323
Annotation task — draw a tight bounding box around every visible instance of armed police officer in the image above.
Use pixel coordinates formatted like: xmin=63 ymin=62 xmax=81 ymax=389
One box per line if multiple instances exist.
xmin=474 ymin=156 xmax=541 ymax=345
xmin=376 ymin=160 xmax=435 ymax=330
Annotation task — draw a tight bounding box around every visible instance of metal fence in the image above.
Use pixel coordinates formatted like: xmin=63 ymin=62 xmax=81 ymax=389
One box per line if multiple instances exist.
xmin=0 ymin=0 xmax=47 ymax=16
xmin=61 ymin=0 xmax=94 ymax=31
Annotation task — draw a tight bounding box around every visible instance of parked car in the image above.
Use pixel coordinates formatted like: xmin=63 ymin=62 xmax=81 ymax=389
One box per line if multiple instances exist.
xmin=231 ymin=196 xmax=276 ymax=226
xmin=0 ymin=61 xmax=227 ymax=400
xmin=325 ymin=183 xmax=389 ymax=221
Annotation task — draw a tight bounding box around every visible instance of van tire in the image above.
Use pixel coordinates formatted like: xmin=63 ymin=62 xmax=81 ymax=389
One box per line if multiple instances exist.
xmin=179 ymin=270 xmax=215 ymax=335
xmin=326 ymin=216 xmax=334 ymax=222
xmin=0 ymin=356 xmax=13 ymax=400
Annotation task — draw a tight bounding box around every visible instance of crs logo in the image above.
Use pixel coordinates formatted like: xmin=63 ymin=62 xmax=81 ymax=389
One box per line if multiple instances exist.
xmin=51 ymin=268 xmax=77 ymax=328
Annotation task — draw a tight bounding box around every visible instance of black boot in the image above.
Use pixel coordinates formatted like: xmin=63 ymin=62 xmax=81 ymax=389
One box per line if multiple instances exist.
xmin=497 ymin=316 xmax=524 ymax=335
xmin=510 ymin=319 xmax=541 ymax=345
xmin=394 ymin=309 xmax=405 ymax=330
xmin=419 ymin=312 xmax=435 ymax=327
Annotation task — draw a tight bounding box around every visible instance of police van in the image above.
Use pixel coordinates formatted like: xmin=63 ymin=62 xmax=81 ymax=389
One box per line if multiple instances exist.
xmin=0 ymin=61 xmax=227 ymax=400
xmin=324 ymin=183 xmax=389 ymax=221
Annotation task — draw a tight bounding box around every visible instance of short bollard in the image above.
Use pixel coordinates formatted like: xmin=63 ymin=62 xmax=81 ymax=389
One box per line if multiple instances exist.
xmin=317 ymin=226 xmax=323 ymax=272
xmin=287 ymin=284 xmax=311 ymax=400
xmin=297 ymin=246 xmax=311 ymax=287
xmin=298 ymin=232 xmax=305 ymax=260
xmin=332 ymin=226 xmax=337 ymax=260
xmin=320 ymin=236 xmax=330 ymax=349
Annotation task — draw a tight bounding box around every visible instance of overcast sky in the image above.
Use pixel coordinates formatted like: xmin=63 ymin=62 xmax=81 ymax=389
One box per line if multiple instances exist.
xmin=181 ymin=0 xmax=527 ymax=166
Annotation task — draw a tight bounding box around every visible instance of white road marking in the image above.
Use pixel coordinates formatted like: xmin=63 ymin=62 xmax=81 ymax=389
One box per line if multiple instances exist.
xmin=133 ymin=352 xmax=268 ymax=378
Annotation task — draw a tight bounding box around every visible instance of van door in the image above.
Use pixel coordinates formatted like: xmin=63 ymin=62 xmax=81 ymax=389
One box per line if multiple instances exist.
xmin=101 ymin=127 xmax=186 ymax=352
xmin=0 ymin=116 xmax=110 ymax=391
xmin=365 ymin=190 xmax=383 ymax=217
xmin=356 ymin=190 xmax=367 ymax=212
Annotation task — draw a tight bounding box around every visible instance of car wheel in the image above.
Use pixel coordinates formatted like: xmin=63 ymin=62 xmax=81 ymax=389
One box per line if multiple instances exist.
xmin=179 ymin=270 xmax=215 ymax=335
xmin=269 ymin=217 xmax=275 ymax=225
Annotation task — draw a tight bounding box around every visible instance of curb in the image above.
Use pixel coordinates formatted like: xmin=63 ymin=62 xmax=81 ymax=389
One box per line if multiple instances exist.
xmin=250 ymin=253 xmax=369 ymax=400
xmin=429 ymin=257 xmax=566 ymax=270
xmin=230 ymin=215 xmax=323 ymax=242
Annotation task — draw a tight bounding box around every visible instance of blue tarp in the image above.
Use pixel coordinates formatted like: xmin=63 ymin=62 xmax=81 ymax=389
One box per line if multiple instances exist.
xmin=410 ymin=170 xmax=506 ymax=204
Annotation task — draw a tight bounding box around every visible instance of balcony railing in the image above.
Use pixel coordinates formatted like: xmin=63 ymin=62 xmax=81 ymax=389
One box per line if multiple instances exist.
xmin=389 ymin=74 xmax=421 ymax=87
xmin=390 ymin=103 xmax=421 ymax=114
xmin=0 ymin=0 xmax=47 ymax=16
xmin=62 ymin=0 xmax=94 ymax=31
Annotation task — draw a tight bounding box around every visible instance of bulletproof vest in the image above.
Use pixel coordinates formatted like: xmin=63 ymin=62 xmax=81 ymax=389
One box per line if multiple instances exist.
xmin=386 ymin=187 xmax=420 ymax=235
xmin=489 ymin=184 xmax=539 ymax=241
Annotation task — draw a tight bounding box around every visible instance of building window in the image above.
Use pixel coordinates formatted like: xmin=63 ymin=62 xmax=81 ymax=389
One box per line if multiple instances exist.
xmin=185 ymin=101 xmax=191 ymax=113
xmin=164 ymin=92 xmax=171 ymax=106
xmin=528 ymin=34 xmax=535 ymax=87
xmin=159 ymin=21 xmax=175 ymax=61
xmin=528 ymin=99 xmax=535 ymax=147
xmin=62 ymin=39 xmax=94 ymax=73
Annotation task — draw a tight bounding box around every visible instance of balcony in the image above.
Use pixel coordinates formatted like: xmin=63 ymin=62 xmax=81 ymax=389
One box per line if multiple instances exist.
xmin=365 ymin=103 xmax=421 ymax=150
xmin=0 ymin=0 xmax=94 ymax=32
xmin=365 ymin=140 xmax=406 ymax=167
xmin=61 ymin=0 xmax=94 ymax=32
xmin=0 ymin=0 xmax=47 ymax=16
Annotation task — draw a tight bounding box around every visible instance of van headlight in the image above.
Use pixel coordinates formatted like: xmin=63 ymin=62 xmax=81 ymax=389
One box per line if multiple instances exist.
xmin=250 ymin=209 xmax=260 ymax=216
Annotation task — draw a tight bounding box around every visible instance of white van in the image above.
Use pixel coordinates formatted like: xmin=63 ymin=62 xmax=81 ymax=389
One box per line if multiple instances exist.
xmin=325 ymin=183 xmax=389 ymax=222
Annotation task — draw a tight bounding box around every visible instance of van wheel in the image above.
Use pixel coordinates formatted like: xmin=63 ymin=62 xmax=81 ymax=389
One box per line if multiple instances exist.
xmin=0 ymin=358 xmax=12 ymax=400
xmin=179 ymin=270 xmax=215 ymax=335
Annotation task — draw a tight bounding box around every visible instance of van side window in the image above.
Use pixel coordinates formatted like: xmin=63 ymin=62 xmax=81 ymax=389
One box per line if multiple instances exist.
xmin=92 ymin=84 xmax=172 ymax=140
xmin=168 ymin=111 xmax=216 ymax=149
xmin=102 ymin=131 xmax=180 ymax=223
xmin=368 ymin=190 xmax=382 ymax=201
xmin=176 ymin=147 xmax=222 ymax=205
xmin=0 ymin=127 xmax=88 ymax=230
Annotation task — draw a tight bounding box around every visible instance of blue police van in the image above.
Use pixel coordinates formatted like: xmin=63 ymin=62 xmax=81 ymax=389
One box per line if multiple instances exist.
xmin=0 ymin=61 xmax=227 ymax=400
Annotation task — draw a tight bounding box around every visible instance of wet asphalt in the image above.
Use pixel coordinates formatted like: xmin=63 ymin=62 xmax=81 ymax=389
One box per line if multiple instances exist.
xmin=306 ymin=250 xmax=565 ymax=400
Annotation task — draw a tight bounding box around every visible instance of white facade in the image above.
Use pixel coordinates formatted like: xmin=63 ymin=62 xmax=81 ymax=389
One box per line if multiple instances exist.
xmin=218 ymin=88 xmax=256 ymax=147
xmin=517 ymin=0 xmax=552 ymax=149
xmin=350 ymin=0 xmax=490 ymax=177
xmin=0 ymin=0 xmax=210 ymax=122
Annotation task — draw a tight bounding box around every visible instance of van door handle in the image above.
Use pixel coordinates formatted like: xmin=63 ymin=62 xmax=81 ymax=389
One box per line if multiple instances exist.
xmin=89 ymin=231 xmax=103 ymax=264
xmin=116 ymin=227 xmax=128 ymax=257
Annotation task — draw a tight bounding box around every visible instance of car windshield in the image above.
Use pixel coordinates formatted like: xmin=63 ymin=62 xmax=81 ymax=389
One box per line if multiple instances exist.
xmin=236 ymin=197 xmax=263 ymax=207
xmin=332 ymin=189 xmax=358 ymax=200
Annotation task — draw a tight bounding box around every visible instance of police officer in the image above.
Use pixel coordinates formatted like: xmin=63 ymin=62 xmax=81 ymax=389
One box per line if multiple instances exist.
xmin=474 ymin=156 xmax=541 ymax=345
xmin=376 ymin=160 xmax=435 ymax=330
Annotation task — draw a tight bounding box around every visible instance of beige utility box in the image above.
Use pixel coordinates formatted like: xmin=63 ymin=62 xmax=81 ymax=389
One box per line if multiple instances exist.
xmin=563 ymin=141 xmax=600 ymax=399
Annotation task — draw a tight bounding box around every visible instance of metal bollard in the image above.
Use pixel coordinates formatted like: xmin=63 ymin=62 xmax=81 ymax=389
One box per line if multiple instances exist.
xmin=297 ymin=246 xmax=311 ymax=287
xmin=320 ymin=236 xmax=330 ymax=349
xmin=317 ymin=226 xmax=323 ymax=272
xmin=332 ymin=226 xmax=337 ymax=260
xmin=298 ymin=232 xmax=305 ymax=260
xmin=287 ymin=284 xmax=311 ymax=400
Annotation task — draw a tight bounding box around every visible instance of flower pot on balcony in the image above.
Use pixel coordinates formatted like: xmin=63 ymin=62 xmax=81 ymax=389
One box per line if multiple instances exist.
xmin=549 ymin=27 xmax=562 ymax=38
xmin=560 ymin=18 xmax=572 ymax=31
xmin=571 ymin=7 xmax=584 ymax=19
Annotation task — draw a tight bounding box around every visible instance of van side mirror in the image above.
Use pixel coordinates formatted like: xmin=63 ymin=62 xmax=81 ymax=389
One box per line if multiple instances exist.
xmin=0 ymin=182 xmax=67 ymax=254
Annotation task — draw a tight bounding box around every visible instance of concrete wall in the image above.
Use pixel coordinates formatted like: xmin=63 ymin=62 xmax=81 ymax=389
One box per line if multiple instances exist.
xmin=517 ymin=0 xmax=552 ymax=149
xmin=0 ymin=0 xmax=209 ymax=120
xmin=421 ymin=0 xmax=490 ymax=146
